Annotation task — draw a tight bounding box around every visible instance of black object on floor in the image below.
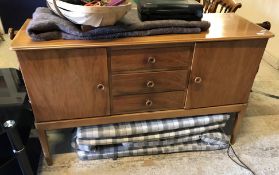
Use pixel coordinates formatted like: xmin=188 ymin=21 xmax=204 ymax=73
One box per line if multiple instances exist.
xmin=0 ymin=135 xmax=42 ymax=175
xmin=0 ymin=68 xmax=41 ymax=175
xmin=3 ymin=120 xmax=33 ymax=175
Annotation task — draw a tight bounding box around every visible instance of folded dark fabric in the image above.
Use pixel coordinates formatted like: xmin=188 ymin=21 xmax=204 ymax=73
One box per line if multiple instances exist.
xmin=27 ymin=7 xmax=211 ymax=41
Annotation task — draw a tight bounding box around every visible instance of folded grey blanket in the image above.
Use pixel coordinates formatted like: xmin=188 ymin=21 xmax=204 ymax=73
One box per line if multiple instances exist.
xmin=27 ymin=7 xmax=211 ymax=41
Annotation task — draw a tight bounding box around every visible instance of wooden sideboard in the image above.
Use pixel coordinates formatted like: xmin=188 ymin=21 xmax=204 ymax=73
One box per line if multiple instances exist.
xmin=10 ymin=13 xmax=274 ymax=165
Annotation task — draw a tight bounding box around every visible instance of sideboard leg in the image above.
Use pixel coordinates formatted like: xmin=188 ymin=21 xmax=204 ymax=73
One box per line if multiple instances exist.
xmin=38 ymin=129 xmax=53 ymax=165
xmin=230 ymin=107 xmax=246 ymax=144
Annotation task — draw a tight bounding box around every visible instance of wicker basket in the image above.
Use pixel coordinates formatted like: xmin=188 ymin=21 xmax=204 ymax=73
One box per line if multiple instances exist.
xmin=46 ymin=0 xmax=132 ymax=27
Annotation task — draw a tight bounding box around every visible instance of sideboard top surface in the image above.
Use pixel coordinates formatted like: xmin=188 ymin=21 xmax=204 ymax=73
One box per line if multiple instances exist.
xmin=11 ymin=13 xmax=274 ymax=51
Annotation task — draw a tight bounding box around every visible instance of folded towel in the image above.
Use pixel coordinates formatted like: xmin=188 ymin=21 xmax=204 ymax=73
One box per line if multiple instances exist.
xmin=27 ymin=7 xmax=211 ymax=41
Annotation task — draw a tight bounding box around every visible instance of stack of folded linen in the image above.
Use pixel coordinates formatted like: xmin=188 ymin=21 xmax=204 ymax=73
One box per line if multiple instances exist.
xmin=27 ymin=8 xmax=210 ymax=41
xmin=72 ymin=114 xmax=230 ymax=160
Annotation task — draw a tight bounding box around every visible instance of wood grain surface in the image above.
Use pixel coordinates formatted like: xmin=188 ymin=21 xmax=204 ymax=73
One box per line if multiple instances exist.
xmin=112 ymin=91 xmax=185 ymax=114
xmin=10 ymin=13 xmax=274 ymax=50
xmin=17 ymin=48 xmax=110 ymax=122
xmin=35 ymin=104 xmax=247 ymax=130
xmin=112 ymin=70 xmax=189 ymax=96
xmin=110 ymin=46 xmax=193 ymax=73
xmin=186 ymin=39 xmax=268 ymax=109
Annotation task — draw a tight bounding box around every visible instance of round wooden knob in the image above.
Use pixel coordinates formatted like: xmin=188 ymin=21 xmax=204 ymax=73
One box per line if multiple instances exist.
xmin=146 ymin=80 xmax=155 ymax=88
xmin=147 ymin=57 xmax=156 ymax=64
xmin=145 ymin=99 xmax=153 ymax=107
xmin=97 ymin=84 xmax=105 ymax=90
xmin=194 ymin=77 xmax=202 ymax=84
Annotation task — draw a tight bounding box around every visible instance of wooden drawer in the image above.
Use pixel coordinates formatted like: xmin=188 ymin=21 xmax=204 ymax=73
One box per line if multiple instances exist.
xmin=112 ymin=91 xmax=185 ymax=114
xmin=110 ymin=46 xmax=193 ymax=73
xmin=112 ymin=70 xmax=189 ymax=96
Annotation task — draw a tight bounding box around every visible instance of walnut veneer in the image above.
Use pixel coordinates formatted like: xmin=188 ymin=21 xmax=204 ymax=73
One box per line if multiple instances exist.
xmin=11 ymin=13 xmax=273 ymax=165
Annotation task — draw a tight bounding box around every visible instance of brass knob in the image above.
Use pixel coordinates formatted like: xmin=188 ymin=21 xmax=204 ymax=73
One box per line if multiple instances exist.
xmin=146 ymin=80 xmax=155 ymax=88
xmin=97 ymin=84 xmax=105 ymax=90
xmin=147 ymin=56 xmax=156 ymax=64
xmin=145 ymin=99 xmax=153 ymax=107
xmin=194 ymin=77 xmax=202 ymax=84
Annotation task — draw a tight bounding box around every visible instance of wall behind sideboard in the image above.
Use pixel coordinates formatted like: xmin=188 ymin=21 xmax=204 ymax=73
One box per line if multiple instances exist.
xmin=0 ymin=0 xmax=46 ymax=33
xmin=237 ymin=0 xmax=279 ymax=69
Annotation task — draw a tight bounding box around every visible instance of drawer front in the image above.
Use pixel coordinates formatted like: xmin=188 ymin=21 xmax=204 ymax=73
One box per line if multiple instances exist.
xmin=112 ymin=70 xmax=189 ymax=96
xmin=110 ymin=46 xmax=193 ymax=73
xmin=112 ymin=91 xmax=185 ymax=114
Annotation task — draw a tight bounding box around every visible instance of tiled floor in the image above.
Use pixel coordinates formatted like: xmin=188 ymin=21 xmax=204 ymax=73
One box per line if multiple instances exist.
xmin=1 ymin=34 xmax=279 ymax=175
xmin=247 ymin=61 xmax=279 ymax=117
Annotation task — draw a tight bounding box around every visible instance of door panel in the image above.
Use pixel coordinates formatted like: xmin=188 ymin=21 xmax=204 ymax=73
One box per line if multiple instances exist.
xmin=186 ymin=39 xmax=267 ymax=109
xmin=17 ymin=48 xmax=110 ymax=122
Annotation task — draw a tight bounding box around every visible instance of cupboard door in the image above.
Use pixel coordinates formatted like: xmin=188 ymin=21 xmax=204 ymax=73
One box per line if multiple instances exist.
xmin=17 ymin=48 xmax=110 ymax=122
xmin=186 ymin=39 xmax=267 ymax=109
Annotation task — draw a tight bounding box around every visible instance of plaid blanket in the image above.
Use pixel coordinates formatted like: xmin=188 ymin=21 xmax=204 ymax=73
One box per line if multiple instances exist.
xmin=74 ymin=132 xmax=228 ymax=152
xmin=73 ymin=114 xmax=230 ymax=160
xmin=75 ymin=132 xmax=229 ymax=160
xmin=76 ymin=123 xmax=226 ymax=146
xmin=77 ymin=114 xmax=229 ymax=139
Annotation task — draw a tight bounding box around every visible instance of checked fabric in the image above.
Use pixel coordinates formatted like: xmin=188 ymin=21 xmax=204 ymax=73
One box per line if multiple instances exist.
xmin=73 ymin=114 xmax=230 ymax=160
